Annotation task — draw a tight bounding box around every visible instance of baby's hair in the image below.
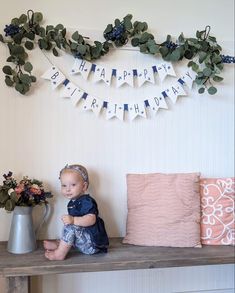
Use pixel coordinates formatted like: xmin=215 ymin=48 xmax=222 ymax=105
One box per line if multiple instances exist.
xmin=60 ymin=164 xmax=89 ymax=186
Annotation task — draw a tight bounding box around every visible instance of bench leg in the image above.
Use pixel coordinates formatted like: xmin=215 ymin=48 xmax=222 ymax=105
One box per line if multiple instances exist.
xmin=5 ymin=276 xmax=29 ymax=293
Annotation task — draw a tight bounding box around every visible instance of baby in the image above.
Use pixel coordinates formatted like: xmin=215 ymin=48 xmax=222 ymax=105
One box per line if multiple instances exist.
xmin=44 ymin=164 xmax=109 ymax=260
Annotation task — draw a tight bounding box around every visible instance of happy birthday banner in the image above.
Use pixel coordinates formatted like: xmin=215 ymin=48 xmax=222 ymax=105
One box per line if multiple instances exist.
xmin=70 ymin=59 xmax=177 ymax=87
xmin=41 ymin=66 xmax=196 ymax=121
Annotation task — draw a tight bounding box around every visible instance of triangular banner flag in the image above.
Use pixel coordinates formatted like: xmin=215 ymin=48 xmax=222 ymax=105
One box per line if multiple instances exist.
xmin=82 ymin=95 xmax=103 ymax=116
xmin=128 ymin=102 xmax=146 ymax=120
xmin=165 ymin=82 xmax=187 ymax=104
xmin=181 ymin=69 xmax=197 ymax=89
xmin=136 ymin=66 xmax=155 ymax=87
xmin=116 ymin=69 xmax=134 ymax=87
xmin=60 ymin=81 xmax=84 ymax=106
xmin=70 ymin=59 xmax=92 ymax=80
xmin=148 ymin=96 xmax=168 ymax=114
xmin=93 ymin=65 xmax=112 ymax=86
xmin=105 ymin=102 xmax=124 ymax=121
xmin=157 ymin=62 xmax=176 ymax=82
xmin=41 ymin=66 xmax=65 ymax=89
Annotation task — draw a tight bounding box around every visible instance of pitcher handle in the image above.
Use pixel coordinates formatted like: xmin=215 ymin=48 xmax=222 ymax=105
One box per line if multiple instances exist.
xmin=35 ymin=203 xmax=51 ymax=237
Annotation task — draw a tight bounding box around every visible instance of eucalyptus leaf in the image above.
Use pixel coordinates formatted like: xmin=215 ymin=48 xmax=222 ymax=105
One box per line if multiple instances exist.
xmin=5 ymin=199 xmax=15 ymax=211
xmin=19 ymin=14 xmax=27 ymax=24
xmin=24 ymin=62 xmax=33 ymax=72
xmin=52 ymin=47 xmax=59 ymax=56
xmin=198 ymin=87 xmax=205 ymax=94
xmin=20 ymin=74 xmax=31 ymax=84
xmin=0 ymin=34 xmax=4 ymax=43
xmin=208 ymin=86 xmax=217 ymax=95
xmin=25 ymin=41 xmax=34 ymax=50
xmin=203 ymin=67 xmax=212 ymax=77
xmin=213 ymin=75 xmax=223 ymax=82
xmin=5 ymin=76 xmax=14 ymax=87
xmin=34 ymin=12 xmax=43 ymax=23
xmin=3 ymin=65 xmax=12 ymax=75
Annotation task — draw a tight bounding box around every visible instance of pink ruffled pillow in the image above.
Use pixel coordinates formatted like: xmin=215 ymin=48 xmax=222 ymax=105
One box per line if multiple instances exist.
xmin=200 ymin=177 xmax=235 ymax=245
xmin=123 ymin=172 xmax=201 ymax=247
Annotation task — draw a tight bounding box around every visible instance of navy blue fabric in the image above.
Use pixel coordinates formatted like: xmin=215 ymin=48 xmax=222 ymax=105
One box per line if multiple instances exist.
xmin=67 ymin=194 xmax=109 ymax=252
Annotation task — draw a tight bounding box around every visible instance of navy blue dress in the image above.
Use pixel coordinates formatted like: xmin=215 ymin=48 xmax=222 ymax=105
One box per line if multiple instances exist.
xmin=67 ymin=194 xmax=109 ymax=252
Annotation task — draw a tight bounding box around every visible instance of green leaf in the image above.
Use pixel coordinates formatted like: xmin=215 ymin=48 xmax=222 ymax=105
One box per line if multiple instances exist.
xmin=77 ymin=44 xmax=87 ymax=55
xmin=30 ymin=76 xmax=37 ymax=82
xmin=178 ymin=33 xmax=184 ymax=43
xmin=34 ymin=12 xmax=43 ymax=23
xmin=15 ymin=82 xmax=24 ymax=93
xmin=0 ymin=190 xmax=9 ymax=204
xmin=55 ymin=24 xmax=64 ymax=30
xmin=11 ymin=18 xmax=19 ymax=25
xmin=25 ymin=32 xmax=35 ymax=40
xmin=52 ymin=47 xmax=59 ymax=56
xmin=20 ymin=74 xmax=31 ymax=84
xmin=104 ymin=24 xmax=113 ymax=35
xmin=198 ymin=51 xmax=207 ymax=63
xmin=38 ymin=39 xmax=48 ymax=49
xmin=170 ymin=48 xmax=181 ymax=61
xmin=72 ymin=31 xmax=80 ymax=41
xmin=208 ymin=86 xmax=217 ymax=95
xmin=25 ymin=41 xmax=34 ymax=50
xmin=5 ymin=199 xmax=15 ymax=211
xmin=0 ymin=34 xmax=4 ymax=43
xmin=19 ymin=14 xmax=27 ymax=24
xmin=213 ymin=75 xmax=223 ymax=82
xmin=198 ymin=87 xmax=205 ymax=94
xmin=24 ymin=62 xmax=33 ymax=72
xmin=159 ymin=46 xmax=169 ymax=57
xmin=203 ymin=67 xmax=212 ymax=77
xmin=131 ymin=38 xmax=139 ymax=47
xmin=3 ymin=65 xmax=12 ymax=75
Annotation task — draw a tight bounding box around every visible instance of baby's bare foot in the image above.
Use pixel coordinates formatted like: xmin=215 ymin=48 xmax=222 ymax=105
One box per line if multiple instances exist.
xmin=45 ymin=249 xmax=66 ymax=260
xmin=43 ymin=240 xmax=59 ymax=251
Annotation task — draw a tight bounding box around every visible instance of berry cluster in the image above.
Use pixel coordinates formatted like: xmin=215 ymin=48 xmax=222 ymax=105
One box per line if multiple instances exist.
xmin=4 ymin=24 xmax=20 ymax=37
xmin=221 ymin=54 xmax=235 ymax=64
xmin=166 ymin=41 xmax=178 ymax=49
xmin=104 ymin=23 xmax=126 ymax=42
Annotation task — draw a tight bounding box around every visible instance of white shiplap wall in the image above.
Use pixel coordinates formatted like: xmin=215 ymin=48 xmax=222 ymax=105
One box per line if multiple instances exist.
xmin=0 ymin=0 xmax=234 ymax=292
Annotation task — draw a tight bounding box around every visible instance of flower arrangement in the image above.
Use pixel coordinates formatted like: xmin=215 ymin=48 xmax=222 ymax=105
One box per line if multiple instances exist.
xmin=0 ymin=171 xmax=53 ymax=211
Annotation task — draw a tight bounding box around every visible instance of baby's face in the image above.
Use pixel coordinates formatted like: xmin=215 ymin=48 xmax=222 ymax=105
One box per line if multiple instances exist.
xmin=60 ymin=171 xmax=87 ymax=200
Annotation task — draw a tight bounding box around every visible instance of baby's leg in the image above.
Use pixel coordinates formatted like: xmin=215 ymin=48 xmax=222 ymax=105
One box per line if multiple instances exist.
xmin=45 ymin=240 xmax=72 ymax=260
xmin=43 ymin=240 xmax=59 ymax=251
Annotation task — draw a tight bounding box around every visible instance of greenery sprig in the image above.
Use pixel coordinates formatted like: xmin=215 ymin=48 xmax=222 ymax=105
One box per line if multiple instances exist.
xmin=0 ymin=11 xmax=230 ymax=95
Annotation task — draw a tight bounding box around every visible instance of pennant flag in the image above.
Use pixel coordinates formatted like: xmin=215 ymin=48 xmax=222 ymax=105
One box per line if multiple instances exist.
xmin=60 ymin=81 xmax=84 ymax=106
xmin=157 ymin=62 xmax=176 ymax=82
xmin=128 ymin=102 xmax=146 ymax=120
xmin=148 ymin=96 xmax=168 ymax=114
xmin=116 ymin=69 xmax=134 ymax=87
xmin=41 ymin=66 xmax=65 ymax=89
xmin=181 ymin=69 xmax=197 ymax=89
xmin=93 ymin=65 xmax=112 ymax=86
xmin=70 ymin=59 xmax=92 ymax=80
xmin=165 ymin=82 xmax=187 ymax=104
xmin=136 ymin=67 xmax=155 ymax=87
xmin=105 ymin=102 xmax=124 ymax=121
xmin=82 ymin=95 xmax=103 ymax=116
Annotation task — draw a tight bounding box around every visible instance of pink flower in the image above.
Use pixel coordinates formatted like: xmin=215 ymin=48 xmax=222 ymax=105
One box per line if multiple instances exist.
xmin=15 ymin=183 xmax=24 ymax=194
xmin=30 ymin=184 xmax=42 ymax=195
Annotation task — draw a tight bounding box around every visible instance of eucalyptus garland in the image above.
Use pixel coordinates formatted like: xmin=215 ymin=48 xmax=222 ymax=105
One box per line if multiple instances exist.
xmin=0 ymin=11 xmax=234 ymax=95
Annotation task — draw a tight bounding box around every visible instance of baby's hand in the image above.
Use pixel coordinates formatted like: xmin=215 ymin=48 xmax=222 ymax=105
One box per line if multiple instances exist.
xmin=61 ymin=214 xmax=74 ymax=225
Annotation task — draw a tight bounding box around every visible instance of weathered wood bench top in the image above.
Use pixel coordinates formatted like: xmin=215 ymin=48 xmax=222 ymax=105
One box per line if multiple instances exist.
xmin=0 ymin=237 xmax=234 ymax=278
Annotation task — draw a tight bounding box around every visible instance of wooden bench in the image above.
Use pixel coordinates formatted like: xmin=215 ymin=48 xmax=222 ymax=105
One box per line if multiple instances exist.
xmin=0 ymin=237 xmax=234 ymax=293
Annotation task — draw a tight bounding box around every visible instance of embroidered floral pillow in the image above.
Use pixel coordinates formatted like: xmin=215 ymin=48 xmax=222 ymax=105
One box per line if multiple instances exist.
xmin=200 ymin=178 xmax=235 ymax=245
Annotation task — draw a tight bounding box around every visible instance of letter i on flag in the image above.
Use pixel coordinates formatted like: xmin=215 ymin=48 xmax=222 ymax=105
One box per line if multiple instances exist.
xmin=60 ymin=81 xmax=84 ymax=106
xmin=41 ymin=66 xmax=65 ymax=89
